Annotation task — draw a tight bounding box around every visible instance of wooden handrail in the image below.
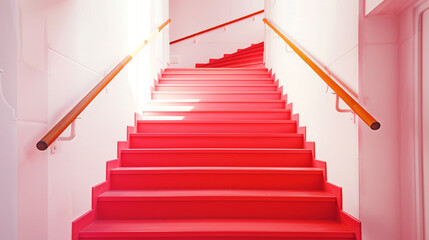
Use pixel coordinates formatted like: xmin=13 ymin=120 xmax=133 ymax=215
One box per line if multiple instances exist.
xmin=263 ymin=18 xmax=380 ymax=130
xmin=170 ymin=10 xmax=264 ymax=44
xmin=36 ymin=19 xmax=171 ymax=151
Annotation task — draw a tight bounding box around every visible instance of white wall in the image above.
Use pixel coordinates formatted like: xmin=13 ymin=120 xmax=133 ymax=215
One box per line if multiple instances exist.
xmin=46 ymin=1 xmax=169 ymax=240
xmin=3 ymin=1 xmax=170 ymax=240
xmin=264 ymin=0 xmax=360 ymax=218
xmin=15 ymin=1 xmax=50 ymax=240
xmin=169 ymin=0 xmax=264 ymax=68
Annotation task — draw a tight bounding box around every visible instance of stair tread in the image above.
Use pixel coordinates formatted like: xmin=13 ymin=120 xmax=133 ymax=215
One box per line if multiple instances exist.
xmin=166 ymin=67 xmax=267 ymax=70
xmin=159 ymin=77 xmax=273 ymax=80
xmin=98 ymin=189 xmax=336 ymax=201
xmin=130 ymin=133 xmax=302 ymax=137
xmin=137 ymin=119 xmax=294 ymax=123
xmin=142 ymin=108 xmax=289 ymax=112
xmin=153 ymin=91 xmax=280 ymax=93
xmin=163 ymin=72 xmax=269 ymax=75
xmin=221 ymin=50 xmax=264 ymax=59
xmin=155 ymin=83 xmax=276 ymax=86
xmin=121 ymin=148 xmax=310 ymax=153
xmin=208 ymin=56 xmax=264 ymax=65
xmin=80 ymin=219 xmax=354 ymax=237
xmin=209 ymin=60 xmax=264 ymax=67
xmin=210 ymin=53 xmax=263 ymax=63
xmin=110 ymin=166 xmax=323 ymax=174
xmin=216 ymin=63 xmax=265 ymax=68
xmin=149 ymin=99 xmax=284 ymax=102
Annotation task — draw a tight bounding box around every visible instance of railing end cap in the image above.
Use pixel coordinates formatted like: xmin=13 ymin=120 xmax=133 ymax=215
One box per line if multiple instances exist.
xmin=371 ymin=122 xmax=381 ymax=130
xmin=36 ymin=141 xmax=48 ymax=151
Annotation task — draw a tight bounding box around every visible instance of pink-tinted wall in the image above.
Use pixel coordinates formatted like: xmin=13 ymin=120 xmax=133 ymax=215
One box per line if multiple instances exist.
xmin=366 ymin=0 xmax=420 ymax=15
xmin=423 ymin=8 xmax=429 ymax=240
xmin=397 ymin=2 xmax=429 ymax=239
xmin=360 ymin=0 xmax=428 ymax=239
xmin=398 ymin=5 xmax=420 ymax=240
xmin=358 ymin=10 xmax=401 ymax=240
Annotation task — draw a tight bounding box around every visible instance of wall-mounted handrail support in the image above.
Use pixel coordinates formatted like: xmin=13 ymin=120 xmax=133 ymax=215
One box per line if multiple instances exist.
xmin=50 ymin=120 xmax=77 ymax=154
xmin=263 ymin=18 xmax=380 ymax=130
xmin=36 ymin=19 xmax=171 ymax=151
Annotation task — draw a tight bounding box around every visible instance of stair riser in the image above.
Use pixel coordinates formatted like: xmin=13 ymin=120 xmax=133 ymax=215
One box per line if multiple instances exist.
xmin=121 ymin=152 xmax=313 ymax=167
xmin=136 ymin=122 xmax=296 ymax=133
xmin=164 ymin=69 xmax=268 ymax=74
xmin=128 ymin=135 xmax=303 ymax=148
xmin=162 ymin=74 xmax=271 ymax=79
xmin=158 ymin=79 xmax=274 ymax=84
xmin=155 ymin=85 xmax=277 ymax=91
xmin=110 ymin=173 xmax=324 ymax=190
xmin=152 ymin=93 xmax=281 ymax=100
xmin=97 ymin=200 xmax=338 ymax=220
xmin=141 ymin=112 xmax=290 ymax=120
xmin=147 ymin=101 xmax=285 ymax=109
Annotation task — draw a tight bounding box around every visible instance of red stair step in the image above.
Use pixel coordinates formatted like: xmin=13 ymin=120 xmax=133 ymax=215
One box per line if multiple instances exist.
xmin=208 ymin=56 xmax=263 ymax=67
xmin=97 ymin=189 xmax=338 ymax=219
xmin=154 ymin=83 xmax=278 ymax=91
xmin=128 ymin=133 xmax=303 ymax=148
xmin=223 ymin=47 xmax=264 ymax=58
xmin=196 ymin=43 xmax=264 ymax=67
xmin=141 ymin=108 xmax=291 ymax=120
xmin=207 ymin=56 xmax=264 ymax=67
xmin=79 ymin=219 xmax=355 ymax=239
xmin=164 ymin=68 xmax=268 ymax=74
xmin=236 ymin=44 xmax=264 ymax=53
xmin=136 ymin=120 xmax=296 ymax=133
xmin=147 ymin=100 xmax=286 ymax=109
xmin=161 ymin=73 xmax=271 ymax=79
xmin=152 ymin=91 xmax=282 ymax=100
xmin=213 ymin=62 xmax=265 ymax=68
xmin=110 ymin=167 xmax=324 ymax=190
xmin=120 ymin=148 xmax=313 ymax=167
xmin=158 ymin=77 xmax=274 ymax=84
xmin=209 ymin=52 xmax=263 ymax=64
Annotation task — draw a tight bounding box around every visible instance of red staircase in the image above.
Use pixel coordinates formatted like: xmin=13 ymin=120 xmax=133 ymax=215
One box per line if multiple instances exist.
xmin=195 ymin=42 xmax=264 ymax=68
xmin=73 ymin=42 xmax=361 ymax=240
